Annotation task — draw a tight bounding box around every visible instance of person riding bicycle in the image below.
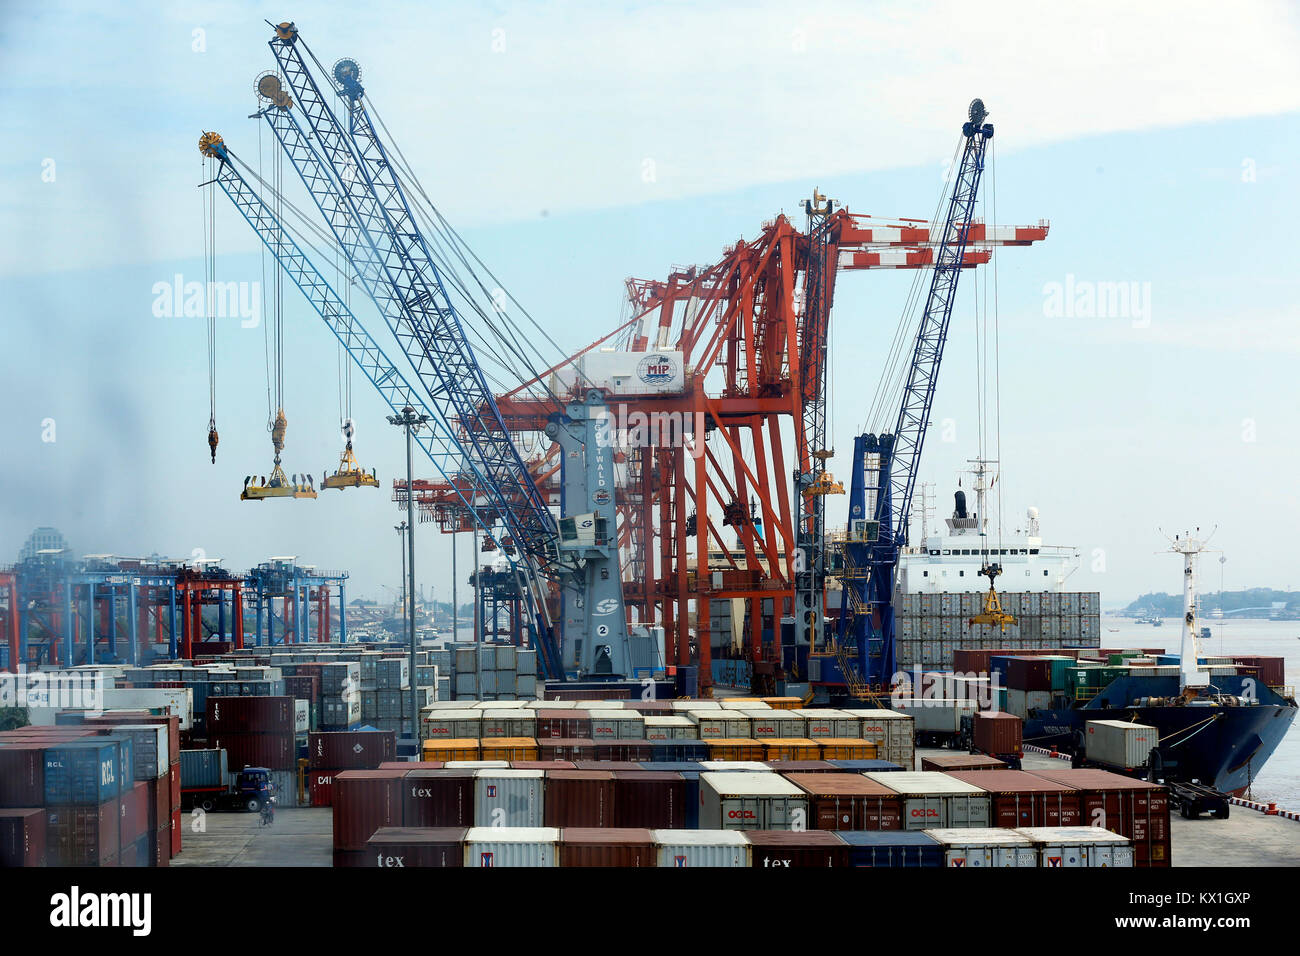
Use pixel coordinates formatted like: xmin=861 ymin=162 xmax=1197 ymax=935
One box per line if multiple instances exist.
xmin=259 ymin=786 xmax=277 ymax=827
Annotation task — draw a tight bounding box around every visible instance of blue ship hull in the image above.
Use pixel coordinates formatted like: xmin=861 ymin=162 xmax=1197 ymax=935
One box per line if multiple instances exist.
xmin=1024 ymin=674 xmax=1296 ymax=795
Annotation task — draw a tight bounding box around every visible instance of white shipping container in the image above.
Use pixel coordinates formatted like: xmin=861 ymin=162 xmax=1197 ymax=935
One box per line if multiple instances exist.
xmin=699 ymin=772 xmax=809 ymax=830
xmin=464 ymin=827 xmax=559 ymax=867
xmin=422 ymin=711 xmax=483 ymax=740
xmin=718 ymin=699 xmax=769 ymax=710
xmin=113 ymin=724 xmax=170 ymax=779
xmin=888 ymin=698 xmax=975 ymax=734
xmin=699 ymin=761 xmax=773 ymax=773
xmin=473 ymin=769 xmax=544 ymax=827
xmin=865 ymin=772 xmax=991 ymax=830
xmin=846 ymin=709 xmax=915 ymax=768
xmin=789 ymin=709 xmax=859 ymax=738
xmin=653 ymin=829 xmax=751 ymax=868
xmin=644 ymin=715 xmax=698 ymax=740
xmin=589 ymin=709 xmax=646 ymax=739
xmin=740 ymin=710 xmax=805 ymax=738
xmin=1016 ymin=827 xmax=1134 ymax=868
xmin=478 ymin=710 xmax=537 ymax=738
xmin=1085 ymin=720 xmax=1157 ymax=769
xmin=925 ymin=828 xmax=1038 ymax=867
xmin=294 ymin=699 xmax=309 ymax=734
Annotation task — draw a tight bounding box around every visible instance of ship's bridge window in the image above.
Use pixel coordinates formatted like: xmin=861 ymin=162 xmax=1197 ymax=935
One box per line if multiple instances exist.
xmin=959 ymin=570 xmax=964 ymax=576
xmin=1043 ymin=570 xmax=1049 ymax=576
xmin=942 ymin=550 xmax=950 ymax=555
xmin=1030 ymin=549 xmax=1039 ymax=554
xmin=923 ymin=571 xmax=929 ymax=577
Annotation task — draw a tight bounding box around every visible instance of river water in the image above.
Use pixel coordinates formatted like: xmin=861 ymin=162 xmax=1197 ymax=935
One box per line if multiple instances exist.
xmin=1102 ymin=617 xmax=1299 ymax=806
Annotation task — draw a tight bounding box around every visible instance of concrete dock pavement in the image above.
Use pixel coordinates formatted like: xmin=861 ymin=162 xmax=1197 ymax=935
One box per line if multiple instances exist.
xmin=172 ymin=807 xmax=333 ymax=867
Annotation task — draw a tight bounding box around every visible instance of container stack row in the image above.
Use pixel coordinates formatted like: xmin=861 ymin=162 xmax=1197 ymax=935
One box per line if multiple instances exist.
xmin=893 ymin=590 xmax=1102 ymax=669
xmin=329 ymin=765 xmax=1169 ymax=867
xmin=358 ymin=824 xmax=1134 ymax=868
xmin=0 ymin=711 xmax=182 ymax=867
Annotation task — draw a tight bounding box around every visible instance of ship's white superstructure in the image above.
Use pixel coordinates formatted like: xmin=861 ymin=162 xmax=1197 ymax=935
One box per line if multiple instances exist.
xmin=896 ymin=460 xmax=1079 ymax=594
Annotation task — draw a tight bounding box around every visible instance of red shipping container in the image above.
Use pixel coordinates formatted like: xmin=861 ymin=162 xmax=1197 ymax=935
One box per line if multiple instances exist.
xmin=379 ymin=761 xmax=444 ymax=770
xmin=308 ymin=731 xmax=398 ymax=769
xmin=594 ymin=742 xmax=654 ymax=762
xmin=46 ymin=800 xmax=120 ymax=867
xmin=1004 ymin=657 xmax=1052 ymax=692
xmin=972 ymin=712 xmax=1022 ymax=757
xmin=538 ymin=738 xmax=599 ymax=761
xmin=309 ymin=770 xmax=337 ymax=807
xmin=207 ymin=696 xmax=296 ymax=734
xmin=946 ymin=770 xmax=1081 ymax=827
xmin=401 ymin=770 xmax=473 ymax=828
xmin=574 ymin=760 xmax=643 ymax=772
xmin=170 ymin=762 xmax=181 ymax=811
xmin=1233 ymin=656 xmax=1285 ymax=688
xmin=0 ymin=745 xmax=46 ymax=808
xmin=211 ymin=732 xmax=296 ymax=770
xmin=920 ymin=753 xmax=1006 ymax=772
xmin=559 ymin=828 xmax=656 ymax=867
xmin=150 ymin=776 xmax=170 ymax=829
xmin=764 ymin=760 xmax=838 ymax=773
xmin=784 ymin=773 xmax=902 ymax=831
xmin=612 ymin=771 xmax=685 ymax=829
xmin=0 ymin=808 xmax=47 ymax=867
xmin=1027 ymin=768 xmax=1171 ymax=867
xmin=509 ymin=760 xmax=576 ymax=770
xmin=544 ymin=770 xmax=615 ymax=827
xmin=332 ymin=848 xmax=369 ymax=867
xmin=119 ymin=781 xmax=151 ymax=845
xmin=332 ymin=770 xmax=405 ymax=850
xmin=744 ymin=830 xmax=849 ymax=868
xmin=535 ymin=710 xmax=592 ymax=739
xmin=365 ymin=827 xmax=467 ymax=867
xmin=170 ymin=809 xmax=181 ymax=857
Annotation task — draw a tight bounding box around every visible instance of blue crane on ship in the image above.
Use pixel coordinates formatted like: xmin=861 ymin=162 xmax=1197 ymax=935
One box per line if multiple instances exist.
xmin=834 ymin=99 xmax=996 ymax=692
xmin=197 ymin=22 xmax=587 ymax=679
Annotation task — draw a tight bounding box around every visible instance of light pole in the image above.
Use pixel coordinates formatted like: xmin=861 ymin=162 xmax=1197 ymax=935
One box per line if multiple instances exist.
xmin=388 ymin=406 xmax=428 ymax=744
xmin=395 ymin=522 xmax=408 ymax=623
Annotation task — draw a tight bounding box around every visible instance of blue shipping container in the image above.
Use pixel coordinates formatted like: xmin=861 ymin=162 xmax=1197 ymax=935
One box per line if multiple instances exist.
xmin=835 ymin=831 xmax=944 ymax=868
xmin=829 ymin=759 xmax=903 ymax=773
xmin=179 ymin=749 xmax=229 ymax=789
xmin=648 ymin=740 xmax=709 ymax=762
xmin=43 ymin=741 xmax=121 ymax=806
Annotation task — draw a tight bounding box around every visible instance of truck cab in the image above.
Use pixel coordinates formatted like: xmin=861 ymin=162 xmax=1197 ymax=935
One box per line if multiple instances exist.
xmin=236 ymin=767 xmax=275 ymax=813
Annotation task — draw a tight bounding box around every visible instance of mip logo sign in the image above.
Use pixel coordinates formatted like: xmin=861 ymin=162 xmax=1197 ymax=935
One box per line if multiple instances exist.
xmin=480 ymin=852 xmax=494 ymax=867
xmin=486 ymin=785 xmax=497 ymax=798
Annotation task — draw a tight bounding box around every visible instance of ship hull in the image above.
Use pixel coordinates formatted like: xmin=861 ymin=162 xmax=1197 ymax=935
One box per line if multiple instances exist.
xmin=1026 ymin=680 xmax=1296 ymax=796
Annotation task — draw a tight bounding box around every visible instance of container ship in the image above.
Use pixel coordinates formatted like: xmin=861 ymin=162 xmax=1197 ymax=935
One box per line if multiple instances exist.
xmin=808 ymin=470 xmax=1296 ymax=796
xmin=1017 ymin=531 xmax=1296 ymax=796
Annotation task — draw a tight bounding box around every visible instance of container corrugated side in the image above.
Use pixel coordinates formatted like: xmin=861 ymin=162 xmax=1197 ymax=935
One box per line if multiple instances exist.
xmin=474 ymin=769 xmax=544 ymax=827
xmin=653 ymin=829 xmax=750 ymax=867
xmin=924 ymin=827 xmax=1038 ymax=867
xmin=464 ymin=827 xmax=559 ymax=867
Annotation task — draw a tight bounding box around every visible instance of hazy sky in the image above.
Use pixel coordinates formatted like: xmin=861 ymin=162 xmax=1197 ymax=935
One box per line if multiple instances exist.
xmin=3 ymin=1 xmax=1299 ymax=608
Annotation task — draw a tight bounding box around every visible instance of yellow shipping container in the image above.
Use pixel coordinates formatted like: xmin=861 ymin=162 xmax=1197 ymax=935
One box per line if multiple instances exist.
xmin=814 ymin=738 xmax=878 ymax=760
xmin=762 ymin=738 xmax=822 ymax=761
xmin=760 ymin=697 xmax=803 ymax=711
xmin=479 ymin=737 xmax=540 ymax=761
xmin=421 ymin=738 xmax=481 ymax=761
xmin=705 ymin=738 xmax=766 ymax=761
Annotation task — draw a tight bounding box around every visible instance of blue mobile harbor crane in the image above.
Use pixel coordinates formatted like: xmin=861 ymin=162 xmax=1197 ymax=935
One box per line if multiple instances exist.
xmin=830 ymin=100 xmax=995 ymax=698
xmin=198 ymin=22 xmax=656 ymax=686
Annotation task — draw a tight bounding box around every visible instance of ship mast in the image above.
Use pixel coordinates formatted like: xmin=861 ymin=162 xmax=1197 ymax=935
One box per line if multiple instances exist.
xmin=1164 ymin=528 xmax=1216 ymax=691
